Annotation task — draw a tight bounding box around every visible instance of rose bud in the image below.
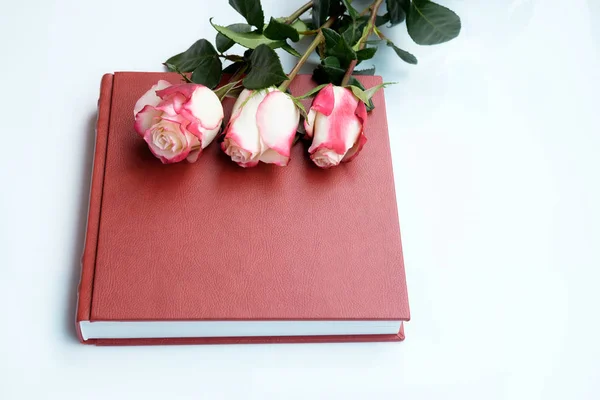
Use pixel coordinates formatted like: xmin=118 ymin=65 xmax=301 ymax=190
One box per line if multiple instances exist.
xmin=134 ymin=80 xmax=224 ymax=164
xmin=222 ymin=88 xmax=300 ymax=167
xmin=304 ymin=84 xmax=367 ymax=168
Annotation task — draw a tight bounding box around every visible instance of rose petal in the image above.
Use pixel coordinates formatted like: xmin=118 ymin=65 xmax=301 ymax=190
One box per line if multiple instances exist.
xmin=308 ymin=86 xmax=362 ymax=156
xmin=342 ymin=100 xmax=368 ymax=162
xmin=230 ymin=89 xmax=253 ymax=121
xmin=133 ymin=80 xmax=171 ymax=116
xmin=155 ymin=83 xmax=197 ymax=100
xmin=304 ymin=108 xmax=317 ymax=138
xmin=221 ymin=138 xmax=259 ymax=167
xmin=311 ymin=148 xmax=344 ymax=168
xmin=186 ymin=148 xmax=201 ymax=163
xmin=256 ymin=90 xmax=299 ymax=158
xmin=134 ymin=105 xmax=162 ymax=136
xmin=143 ymin=120 xmax=190 ymax=164
xmin=354 ymin=94 xmax=367 ymax=125
xmin=310 ymin=84 xmax=335 ymax=116
xmin=341 ymin=132 xmax=367 ymax=162
xmin=259 ymin=149 xmax=289 ymax=166
xmin=185 ymin=132 xmax=202 ymax=163
xmin=155 ymin=93 xmax=187 ymax=116
xmin=223 ymin=90 xmax=268 ymax=159
xmin=183 ymin=86 xmax=224 ymax=131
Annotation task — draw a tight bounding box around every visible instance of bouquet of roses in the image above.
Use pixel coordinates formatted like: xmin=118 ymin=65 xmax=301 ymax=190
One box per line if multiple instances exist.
xmin=134 ymin=0 xmax=460 ymax=168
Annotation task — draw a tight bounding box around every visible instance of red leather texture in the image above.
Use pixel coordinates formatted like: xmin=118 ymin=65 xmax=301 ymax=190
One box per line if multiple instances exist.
xmin=90 ymin=324 xmax=404 ymax=346
xmin=76 ymin=73 xmax=114 ymax=342
xmin=77 ymin=72 xmax=409 ymax=345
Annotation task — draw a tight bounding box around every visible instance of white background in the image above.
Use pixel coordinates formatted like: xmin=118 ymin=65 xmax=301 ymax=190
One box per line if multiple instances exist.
xmin=1 ymin=0 xmax=599 ymax=398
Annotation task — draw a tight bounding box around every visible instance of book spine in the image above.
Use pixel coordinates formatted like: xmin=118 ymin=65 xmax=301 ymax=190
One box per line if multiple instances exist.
xmin=75 ymin=73 xmax=114 ymax=343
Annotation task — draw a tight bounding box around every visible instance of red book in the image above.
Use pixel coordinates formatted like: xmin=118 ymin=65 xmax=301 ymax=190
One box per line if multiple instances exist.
xmin=76 ymin=72 xmax=410 ymax=345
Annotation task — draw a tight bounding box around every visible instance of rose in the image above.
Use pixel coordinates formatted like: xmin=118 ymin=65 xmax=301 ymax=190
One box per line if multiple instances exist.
xmin=304 ymin=84 xmax=367 ymax=168
xmin=134 ymin=80 xmax=224 ymax=163
xmin=222 ymin=88 xmax=300 ymax=167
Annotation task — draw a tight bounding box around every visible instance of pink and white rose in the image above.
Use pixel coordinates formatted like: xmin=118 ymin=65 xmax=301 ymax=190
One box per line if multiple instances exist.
xmin=134 ymin=80 xmax=224 ymax=163
xmin=304 ymin=84 xmax=367 ymax=168
xmin=222 ymin=88 xmax=300 ymax=167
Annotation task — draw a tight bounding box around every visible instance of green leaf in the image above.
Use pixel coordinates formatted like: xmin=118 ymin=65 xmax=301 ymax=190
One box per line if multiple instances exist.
xmin=211 ymin=20 xmax=285 ymax=50
xmin=342 ymin=0 xmax=359 ymax=21
xmin=164 ymin=39 xmax=218 ymax=72
xmin=294 ymin=84 xmax=329 ymax=99
xmin=224 ymin=86 xmax=245 ymax=98
xmin=191 ymin=55 xmax=222 ymax=89
xmin=328 ymin=0 xmax=345 ymax=18
xmin=349 ymin=85 xmax=369 ymax=104
xmin=386 ymin=0 xmax=410 ymax=26
xmin=364 ymin=81 xmax=396 ymax=99
xmin=290 ymin=96 xmax=307 ymax=119
xmin=281 ymin=43 xmax=302 ymax=57
xmin=164 ymin=54 xmax=183 ymax=70
xmin=356 ymin=47 xmax=377 ymax=61
xmin=323 ymin=56 xmax=340 ymax=68
xmin=322 ymin=27 xmax=341 ymax=48
xmin=163 ymin=63 xmax=193 ymax=83
xmin=243 ymin=44 xmax=287 ymax=89
xmin=347 ymin=77 xmax=374 ymax=111
xmin=312 ymin=64 xmax=345 ymax=85
xmin=291 ymin=19 xmax=309 ymax=39
xmin=229 ymin=0 xmax=265 ymax=32
xmin=216 ymin=23 xmax=252 ymax=53
xmin=214 ymin=80 xmax=242 ymax=100
xmin=264 ymin=17 xmax=300 ymax=42
xmin=223 ymin=61 xmax=246 ymax=74
xmin=341 ymin=20 xmax=366 ymax=46
xmin=375 ymin=13 xmax=391 ymax=27
xmin=353 ymin=67 xmax=376 ymax=75
xmin=387 ymin=41 xmax=418 ymax=64
xmin=407 ymin=0 xmax=461 ymax=45
xmin=322 ymin=28 xmax=356 ymax=68
xmin=312 ymin=0 xmax=330 ymax=28
xmin=164 ymin=62 xmax=178 ymax=72
xmin=352 ymin=24 xmax=371 ymax=51
xmin=349 ymin=81 xmax=396 ymax=105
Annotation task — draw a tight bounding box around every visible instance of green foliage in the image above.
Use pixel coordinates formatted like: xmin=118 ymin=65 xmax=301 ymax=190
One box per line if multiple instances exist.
xmin=353 ymin=67 xmax=376 ymax=76
xmin=312 ymin=0 xmax=330 ymax=28
xmin=386 ymin=0 xmax=410 ymax=26
xmin=212 ymin=20 xmax=284 ymax=50
xmin=264 ymin=17 xmax=300 ymax=42
xmin=322 ymin=28 xmax=356 ymax=68
xmin=164 ymin=39 xmax=222 ymax=88
xmin=387 ymin=41 xmax=418 ymax=64
xmin=341 ymin=0 xmax=359 ymax=21
xmin=243 ymin=44 xmax=288 ymax=89
xmin=216 ymin=23 xmax=252 ymax=53
xmin=163 ymin=0 xmax=461 ymax=105
xmin=294 ymin=84 xmax=330 ymax=99
xmin=228 ymin=0 xmax=265 ymax=32
xmin=348 ymin=81 xmax=396 ymax=105
xmin=346 ymin=77 xmax=374 ymax=111
xmin=312 ymin=64 xmax=346 ymax=85
xmin=407 ymin=0 xmax=461 ymax=45
xmin=356 ymin=47 xmax=377 ymax=61
xmin=165 ymin=39 xmax=218 ymax=72
xmin=341 ymin=17 xmax=368 ymax=47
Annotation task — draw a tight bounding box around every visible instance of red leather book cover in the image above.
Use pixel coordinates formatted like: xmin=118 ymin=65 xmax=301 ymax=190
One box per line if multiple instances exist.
xmin=76 ymin=72 xmax=410 ymax=345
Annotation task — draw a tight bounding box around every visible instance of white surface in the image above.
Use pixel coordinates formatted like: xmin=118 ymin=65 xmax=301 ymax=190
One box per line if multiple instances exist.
xmin=1 ymin=0 xmax=599 ymax=398
xmin=80 ymin=321 xmax=403 ymax=340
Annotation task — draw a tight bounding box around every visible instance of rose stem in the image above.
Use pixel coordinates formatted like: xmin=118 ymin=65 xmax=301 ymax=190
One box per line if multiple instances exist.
xmin=279 ymin=16 xmax=337 ymax=92
xmin=340 ymin=0 xmax=384 ymax=86
xmin=284 ymin=1 xmax=313 ymax=24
